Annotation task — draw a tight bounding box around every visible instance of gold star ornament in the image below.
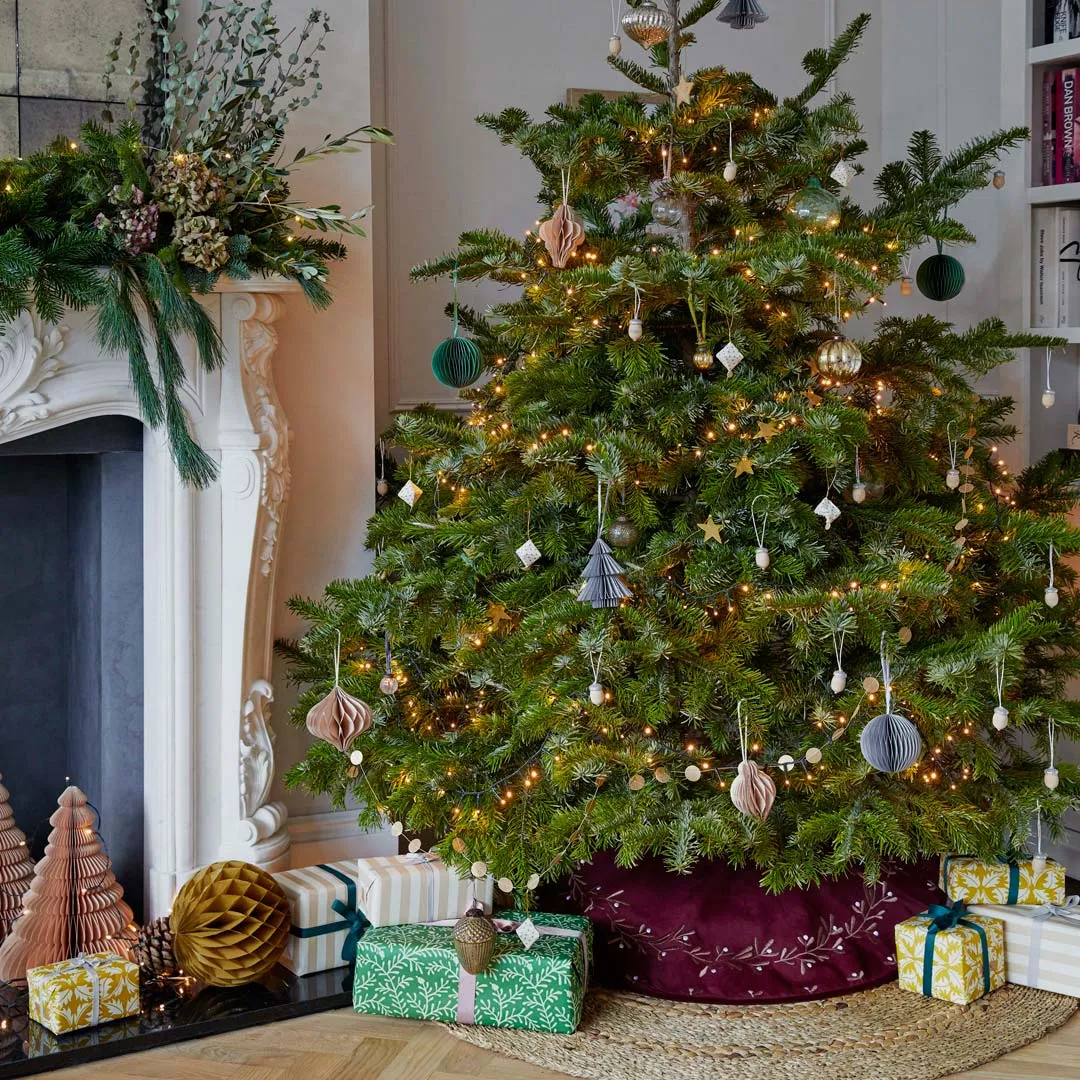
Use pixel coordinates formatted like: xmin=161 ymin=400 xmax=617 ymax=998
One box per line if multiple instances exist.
xmin=755 ymin=421 xmax=780 ymax=442
xmin=487 ymin=603 xmax=511 ymax=628
xmin=674 ymin=74 xmax=695 ymax=106
xmin=732 ymin=456 xmax=755 ymax=477
xmin=697 ymin=516 xmax=724 ymax=543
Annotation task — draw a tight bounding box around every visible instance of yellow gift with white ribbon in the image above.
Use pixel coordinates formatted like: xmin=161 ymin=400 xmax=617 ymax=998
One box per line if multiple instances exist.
xmin=27 ymin=952 xmax=139 ymax=1035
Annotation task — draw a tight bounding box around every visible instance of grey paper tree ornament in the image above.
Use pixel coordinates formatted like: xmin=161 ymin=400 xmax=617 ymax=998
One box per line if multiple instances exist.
xmin=578 ymin=536 xmax=632 ymax=609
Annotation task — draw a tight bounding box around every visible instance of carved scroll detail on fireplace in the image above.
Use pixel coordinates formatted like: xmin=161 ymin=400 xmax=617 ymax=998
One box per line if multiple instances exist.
xmin=0 ymin=312 xmax=66 ymax=433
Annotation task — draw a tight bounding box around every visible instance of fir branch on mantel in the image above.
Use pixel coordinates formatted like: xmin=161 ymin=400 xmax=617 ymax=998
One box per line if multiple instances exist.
xmin=0 ymin=0 xmax=391 ymax=486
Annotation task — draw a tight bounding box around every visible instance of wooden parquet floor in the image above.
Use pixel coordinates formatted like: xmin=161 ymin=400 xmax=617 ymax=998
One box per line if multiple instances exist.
xmin=46 ymin=1005 xmax=1080 ymax=1080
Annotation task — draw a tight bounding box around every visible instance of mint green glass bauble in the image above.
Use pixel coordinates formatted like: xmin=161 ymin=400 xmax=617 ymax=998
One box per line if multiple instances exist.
xmin=787 ymin=178 xmax=841 ymax=231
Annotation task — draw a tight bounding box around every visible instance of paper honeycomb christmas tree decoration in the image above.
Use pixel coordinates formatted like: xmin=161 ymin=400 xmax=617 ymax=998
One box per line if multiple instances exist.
xmin=0 ymin=774 xmax=35 ymax=945
xmin=170 ymin=861 xmax=291 ymax=986
xmin=0 ymin=785 xmax=135 ymax=981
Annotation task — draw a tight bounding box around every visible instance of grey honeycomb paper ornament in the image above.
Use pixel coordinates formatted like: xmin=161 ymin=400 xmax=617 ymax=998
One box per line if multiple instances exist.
xmin=860 ymin=634 xmax=923 ymax=773
xmin=717 ymin=0 xmax=768 ymax=29
xmin=577 ymin=536 xmax=633 ymax=609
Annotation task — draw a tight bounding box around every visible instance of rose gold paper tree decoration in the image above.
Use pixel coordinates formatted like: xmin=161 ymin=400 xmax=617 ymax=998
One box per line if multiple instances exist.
xmin=729 ymin=704 xmax=776 ymax=822
xmin=0 ymin=774 xmax=35 ymax=943
xmin=538 ymin=169 xmax=585 ymax=269
xmin=170 ymin=861 xmax=291 ymax=986
xmin=0 ymin=785 xmax=135 ymax=980
xmin=305 ymin=631 xmax=373 ymax=752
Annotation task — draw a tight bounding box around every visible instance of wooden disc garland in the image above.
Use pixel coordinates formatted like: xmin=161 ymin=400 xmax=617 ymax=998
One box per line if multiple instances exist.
xmin=305 ymin=632 xmax=373 ymax=752
xmin=730 ymin=703 xmax=775 ymax=821
xmin=170 ymin=861 xmax=291 ymax=987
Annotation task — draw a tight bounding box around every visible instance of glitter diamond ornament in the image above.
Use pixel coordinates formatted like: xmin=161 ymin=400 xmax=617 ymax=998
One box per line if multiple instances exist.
xmin=516 ymin=538 xmax=542 ymax=568
xmin=830 ymin=160 xmax=857 ymax=188
xmin=814 ymin=496 xmax=841 ymax=530
xmin=398 ymin=479 xmax=422 ymax=507
xmin=621 ymin=0 xmax=674 ymax=47
xmin=716 ymin=340 xmax=743 ymax=376
xmin=516 ymin=917 xmax=540 ymax=951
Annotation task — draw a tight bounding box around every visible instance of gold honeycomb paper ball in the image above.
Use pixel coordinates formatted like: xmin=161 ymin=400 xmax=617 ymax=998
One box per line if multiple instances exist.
xmin=170 ymin=861 xmax=291 ymax=987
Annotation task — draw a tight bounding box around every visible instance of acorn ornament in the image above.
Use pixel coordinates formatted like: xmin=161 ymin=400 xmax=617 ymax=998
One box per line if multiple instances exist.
xmin=755 ymin=546 xmax=770 ymax=569
xmin=750 ymin=498 xmax=770 ymax=570
xmin=628 ymin=284 xmax=644 ymax=341
xmin=731 ymin=704 xmax=775 ymax=822
xmin=306 ymin=632 xmax=373 ymax=753
xmin=946 ymin=469 xmax=961 ymax=490
xmin=723 ymin=122 xmax=737 ymax=182
xmin=944 ymin=421 xmax=961 ymax=491
xmin=991 ymin=655 xmax=1008 ymax=731
xmin=1046 ymin=544 xmax=1059 ymax=608
xmin=831 ymin=669 xmax=848 ymax=694
xmin=851 ymin=448 xmax=867 ymax=505
xmin=1045 ymin=719 xmax=1060 ymax=790
xmin=1032 ymin=806 xmax=1047 ymax=877
xmin=830 ymin=625 xmax=848 ymax=694
xmin=1045 ymin=766 xmax=1060 ymax=790
xmin=589 ymin=682 xmax=605 ymax=706
xmin=376 ymin=441 xmax=389 ymax=497
xmin=1032 ymin=853 xmax=1048 ymax=877
xmin=453 ymin=901 xmax=497 ymax=975
xmin=1043 ymin=348 xmax=1056 ymax=409
xmin=609 ymin=34 xmax=622 ymax=56
xmin=380 ymin=632 xmax=399 ymax=695
xmin=900 ymin=276 xmax=914 ymax=297
xmin=724 ymin=160 xmax=738 ymax=182
xmin=588 ymin=646 xmax=606 ymax=706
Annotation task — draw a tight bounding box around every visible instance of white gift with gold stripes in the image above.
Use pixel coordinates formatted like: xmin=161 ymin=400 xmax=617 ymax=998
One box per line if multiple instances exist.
xmin=273 ymin=860 xmax=366 ymax=975
xmin=356 ymin=853 xmax=492 ymax=928
xmin=969 ymin=898 xmax=1080 ymax=997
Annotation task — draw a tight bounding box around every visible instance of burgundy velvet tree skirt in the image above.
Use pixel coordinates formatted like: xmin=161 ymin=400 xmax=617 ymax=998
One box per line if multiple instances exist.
xmin=544 ymin=853 xmax=943 ymax=1004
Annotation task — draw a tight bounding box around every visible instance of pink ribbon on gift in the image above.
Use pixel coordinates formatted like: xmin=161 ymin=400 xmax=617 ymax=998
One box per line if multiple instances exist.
xmin=426 ymin=917 xmax=589 ymax=1025
xmin=403 ymin=851 xmax=443 ymax=921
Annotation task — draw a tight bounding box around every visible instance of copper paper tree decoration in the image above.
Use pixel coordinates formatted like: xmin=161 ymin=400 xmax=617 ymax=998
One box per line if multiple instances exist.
xmin=306 ymin=632 xmax=373 ymax=752
xmin=0 ymin=785 xmax=135 ymax=980
xmin=0 ymin=775 xmax=35 ymax=944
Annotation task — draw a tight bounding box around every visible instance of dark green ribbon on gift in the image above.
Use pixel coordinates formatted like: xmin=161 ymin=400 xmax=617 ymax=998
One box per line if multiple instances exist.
xmin=919 ymin=900 xmax=990 ymax=998
xmin=289 ymin=863 xmax=370 ymax=963
xmin=942 ymin=856 xmax=1019 ymax=904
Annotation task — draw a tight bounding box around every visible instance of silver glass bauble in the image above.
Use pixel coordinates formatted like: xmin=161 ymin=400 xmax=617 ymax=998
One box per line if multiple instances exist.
xmin=860 ymin=711 xmax=922 ymax=773
xmin=651 ymin=195 xmax=686 ymax=228
xmin=622 ymin=0 xmax=675 ymax=47
xmin=816 ymin=336 xmax=863 ymax=380
xmin=380 ymin=674 xmax=399 ymax=695
xmin=607 ymin=514 xmax=640 ymax=549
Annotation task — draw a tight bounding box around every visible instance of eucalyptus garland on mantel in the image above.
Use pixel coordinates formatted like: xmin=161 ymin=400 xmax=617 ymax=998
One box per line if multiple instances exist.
xmin=0 ymin=1 xmax=390 ymax=486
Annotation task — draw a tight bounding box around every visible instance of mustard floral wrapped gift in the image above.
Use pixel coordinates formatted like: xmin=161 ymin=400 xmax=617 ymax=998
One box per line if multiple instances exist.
xmin=27 ymin=953 xmax=139 ymax=1035
xmin=895 ymin=902 xmax=1005 ymax=1005
xmin=939 ymin=855 xmax=1066 ymax=906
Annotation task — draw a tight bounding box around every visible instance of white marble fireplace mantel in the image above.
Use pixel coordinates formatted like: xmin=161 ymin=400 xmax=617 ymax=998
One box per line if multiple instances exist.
xmin=0 ymin=279 xmax=299 ymax=916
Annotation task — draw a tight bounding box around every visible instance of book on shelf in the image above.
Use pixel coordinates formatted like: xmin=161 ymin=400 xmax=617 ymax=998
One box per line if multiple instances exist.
xmin=1031 ymin=207 xmax=1080 ymax=328
xmin=1045 ymin=69 xmax=1057 ymax=186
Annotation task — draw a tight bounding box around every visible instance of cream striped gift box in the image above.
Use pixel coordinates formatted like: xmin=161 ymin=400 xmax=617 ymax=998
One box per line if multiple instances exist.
xmin=273 ymin=860 xmax=369 ymax=975
xmin=969 ymin=899 xmax=1080 ymax=997
xmin=356 ymin=853 xmax=493 ymax=928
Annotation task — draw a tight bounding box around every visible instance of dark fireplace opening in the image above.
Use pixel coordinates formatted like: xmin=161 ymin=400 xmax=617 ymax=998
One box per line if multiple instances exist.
xmin=0 ymin=416 xmax=144 ymax=920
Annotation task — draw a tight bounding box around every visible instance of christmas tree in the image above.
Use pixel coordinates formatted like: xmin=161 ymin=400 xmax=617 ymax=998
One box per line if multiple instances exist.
xmin=0 ymin=776 xmax=35 ymax=944
xmin=0 ymin=786 xmax=134 ymax=980
xmin=282 ymin=7 xmax=1080 ymax=893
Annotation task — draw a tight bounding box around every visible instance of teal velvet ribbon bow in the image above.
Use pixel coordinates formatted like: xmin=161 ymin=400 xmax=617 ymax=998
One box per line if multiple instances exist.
xmin=941 ymin=856 xmax=1019 ymax=904
xmin=289 ymin=864 xmax=369 ymax=964
xmin=920 ymin=900 xmax=990 ymax=997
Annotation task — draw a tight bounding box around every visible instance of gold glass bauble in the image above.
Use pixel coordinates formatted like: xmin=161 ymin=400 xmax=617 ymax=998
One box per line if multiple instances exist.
xmin=692 ymin=343 xmax=715 ymax=371
xmin=815 ymin=336 xmax=863 ymax=380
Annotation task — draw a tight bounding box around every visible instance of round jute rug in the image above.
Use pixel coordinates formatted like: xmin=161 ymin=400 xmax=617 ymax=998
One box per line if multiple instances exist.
xmin=443 ymin=983 xmax=1077 ymax=1080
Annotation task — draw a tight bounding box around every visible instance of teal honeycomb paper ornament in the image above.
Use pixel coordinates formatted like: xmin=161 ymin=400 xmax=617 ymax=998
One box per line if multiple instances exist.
xmin=786 ymin=177 xmax=840 ymax=231
xmin=432 ymin=261 xmax=483 ymax=388
xmin=916 ymin=243 xmax=965 ymax=302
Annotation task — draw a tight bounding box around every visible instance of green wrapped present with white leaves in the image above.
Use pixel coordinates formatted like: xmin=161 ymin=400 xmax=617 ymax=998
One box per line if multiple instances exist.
xmin=352 ymin=909 xmax=591 ymax=1033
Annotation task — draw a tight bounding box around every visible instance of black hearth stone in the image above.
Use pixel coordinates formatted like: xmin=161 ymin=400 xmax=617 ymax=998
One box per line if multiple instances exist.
xmin=0 ymin=966 xmax=353 ymax=1077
